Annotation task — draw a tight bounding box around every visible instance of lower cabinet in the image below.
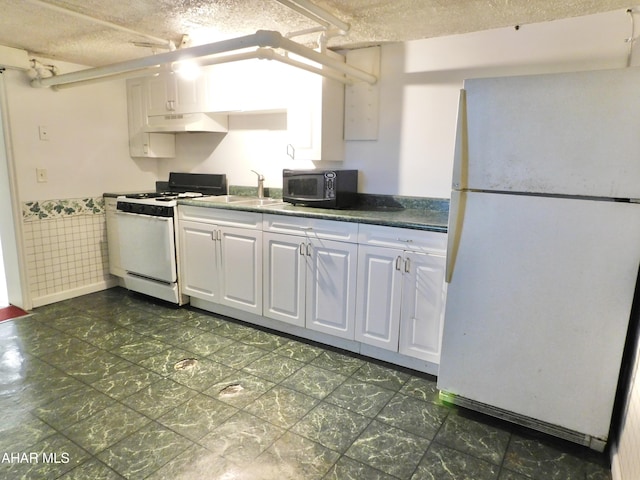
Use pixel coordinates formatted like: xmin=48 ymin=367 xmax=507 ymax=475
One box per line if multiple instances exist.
xmin=262 ymin=215 xmax=358 ymax=340
xmin=178 ymin=209 xmax=262 ymax=315
xmin=355 ymin=226 xmax=447 ymax=364
xmin=306 ymin=237 xmax=358 ymax=339
xmin=262 ymin=232 xmax=306 ymax=326
xmin=177 ymin=208 xmax=447 ymax=370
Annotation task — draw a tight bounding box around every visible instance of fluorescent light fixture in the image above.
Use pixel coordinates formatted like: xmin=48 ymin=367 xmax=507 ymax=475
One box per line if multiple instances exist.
xmin=172 ymin=60 xmax=202 ymax=80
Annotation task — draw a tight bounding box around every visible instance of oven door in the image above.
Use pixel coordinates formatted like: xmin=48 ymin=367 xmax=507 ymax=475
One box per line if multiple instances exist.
xmin=116 ymin=211 xmax=177 ymax=283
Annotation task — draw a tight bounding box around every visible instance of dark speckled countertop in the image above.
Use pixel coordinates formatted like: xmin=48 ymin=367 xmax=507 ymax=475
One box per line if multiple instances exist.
xmin=180 ymin=194 xmax=449 ymax=233
xmin=105 ymin=188 xmax=449 ymax=233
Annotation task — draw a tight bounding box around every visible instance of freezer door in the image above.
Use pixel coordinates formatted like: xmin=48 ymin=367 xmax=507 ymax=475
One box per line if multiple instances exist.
xmin=438 ymin=192 xmax=640 ymax=439
xmin=458 ymin=67 xmax=640 ymax=198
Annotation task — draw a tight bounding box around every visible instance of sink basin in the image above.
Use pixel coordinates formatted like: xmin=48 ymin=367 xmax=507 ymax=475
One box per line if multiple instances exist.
xmin=196 ymin=195 xmax=283 ymax=207
xmin=236 ymin=198 xmax=284 ymax=206
xmin=198 ymin=195 xmax=252 ymax=203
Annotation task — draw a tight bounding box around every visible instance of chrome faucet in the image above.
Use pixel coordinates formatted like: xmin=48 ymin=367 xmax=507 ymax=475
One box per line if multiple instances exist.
xmin=251 ymin=170 xmax=265 ymax=199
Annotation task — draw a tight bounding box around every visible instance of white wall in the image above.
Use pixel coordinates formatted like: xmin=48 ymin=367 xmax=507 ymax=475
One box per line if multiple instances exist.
xmin=4 ymin=60 xmax=158 ymax=201
xmin=161 ymin=9 xmax=633 ymax=198
xmin=2 ymin=58 xmax=161 ymax=308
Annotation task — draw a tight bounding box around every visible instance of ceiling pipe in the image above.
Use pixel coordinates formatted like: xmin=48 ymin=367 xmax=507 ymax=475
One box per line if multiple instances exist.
xmin=276 ymin=34 xmax=375 ymax=83
xmin=53 ymin=67 xmax=161 ymax=90
xmin=274 ymin=0 xmax=350 ymax=33
xmin=22 ymin=0 xmax=174 ymax=51
xmin=284 ymin=26 xmax=326 ymax=39
xmin=191 ymin=47 xmax=356 ymax=85
xmin=30 ymin=30 xmax=377 ymax=88
xmin=30 ymin=31 xmax=270 ymax=88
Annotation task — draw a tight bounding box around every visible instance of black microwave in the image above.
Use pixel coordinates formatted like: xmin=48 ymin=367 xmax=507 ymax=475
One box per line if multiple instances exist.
xmin=282 ymin=169 xmax=358 ymax=208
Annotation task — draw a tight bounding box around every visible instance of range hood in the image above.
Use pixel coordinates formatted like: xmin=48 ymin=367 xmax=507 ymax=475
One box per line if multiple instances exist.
xmin=145 ymin=112 xmax=229 ymax=133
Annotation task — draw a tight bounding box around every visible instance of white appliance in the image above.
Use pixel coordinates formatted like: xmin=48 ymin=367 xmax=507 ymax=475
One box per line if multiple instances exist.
xmin=115 ymin=172 xmax=227 ymax=304
xmin=437 ymin=67 xmax=640 ymax=451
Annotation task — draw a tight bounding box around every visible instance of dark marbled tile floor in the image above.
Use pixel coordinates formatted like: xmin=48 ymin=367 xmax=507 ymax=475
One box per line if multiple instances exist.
xmin=0 ymin=288 xmax=612 ymax=479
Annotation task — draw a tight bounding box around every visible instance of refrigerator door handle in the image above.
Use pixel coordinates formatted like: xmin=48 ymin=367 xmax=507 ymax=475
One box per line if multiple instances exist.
xmin=446 ymin=190 xmax=466 ymax=283
xmin=452 ymin=89 xmax=468 ymax=190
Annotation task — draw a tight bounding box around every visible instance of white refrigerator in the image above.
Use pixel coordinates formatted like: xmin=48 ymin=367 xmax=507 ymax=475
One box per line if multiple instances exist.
xmin=437 ymin=67 xmax=640 ymax=451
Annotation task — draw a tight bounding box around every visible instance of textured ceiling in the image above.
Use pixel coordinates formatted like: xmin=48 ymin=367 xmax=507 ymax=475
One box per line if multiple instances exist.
xmin=0 ymin=0 xmax=633 ymax=67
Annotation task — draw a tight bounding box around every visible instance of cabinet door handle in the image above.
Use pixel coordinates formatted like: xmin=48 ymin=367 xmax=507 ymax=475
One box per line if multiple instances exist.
xmin=287 ymin=144 xmax=295 ymax=159
xmin=306 ymin=243 xmax=312 ymax=256
xmin=397 ymin=238 xmax=413 ymax=243
xmin=395 ymin=256 xmax=402 ymax=271
xmin=404 ymin=257 xmax=410 ymax=273
xmin=299 ymin=242 xmax=305 ymax=255
xmin=217 ymin=229 xmax=222 ymax=241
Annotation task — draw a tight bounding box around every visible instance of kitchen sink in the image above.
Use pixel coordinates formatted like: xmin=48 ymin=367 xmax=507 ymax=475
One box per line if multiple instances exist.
xmin=236 ymin=198 xmax=284 ymax=206
xmin=198 ymin=195 xmax=252 ymax=203
xmin=196 ymin=195 xmax=283 ymax=206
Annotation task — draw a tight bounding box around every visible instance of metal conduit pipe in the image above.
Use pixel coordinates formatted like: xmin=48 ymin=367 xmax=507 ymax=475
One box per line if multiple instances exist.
xmin=53 ymin=67 xmax=162 ymax=90
xmin=22 ymin=0 xmax=174 ymax=51
xmin=284 ymin=26 xmax=327 ymax=39
xmin=276 ymin=34 xmax=376 ymax=84
xmin=274 ymin=0 xmax=350 ymax=33
xmin=30 ymin=31 xmax=271 ymax=88
xmin=264 ymin=49 xmax=356 ymax=84
xmin=182 ymin=48 xmax=353 ymax=85
xmin=195 ymin=47 xmax=357 ymax=84
xmin=31 ymin=30 xmax=376 ymax=88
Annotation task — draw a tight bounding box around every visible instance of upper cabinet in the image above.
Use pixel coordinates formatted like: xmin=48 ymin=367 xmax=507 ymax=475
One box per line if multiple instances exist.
xmin=126 ymin=77 xmax=175 ymax=158
xmin=125 ymin=55 xmax=350 ymax=160
xmin=207 ymin=59 xmax=290 ymax=113
xmin=286 ymin=55 xmax=345 ymax=162
xmin=146 ymin=68 xmax=215 ymax=116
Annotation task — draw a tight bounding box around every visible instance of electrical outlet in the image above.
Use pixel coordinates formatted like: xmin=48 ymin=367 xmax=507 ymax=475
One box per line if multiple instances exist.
xmin=38 ymin=126 xmax=49 ymax=141
xmin=36 ymin=168 xmax=47 ymax=183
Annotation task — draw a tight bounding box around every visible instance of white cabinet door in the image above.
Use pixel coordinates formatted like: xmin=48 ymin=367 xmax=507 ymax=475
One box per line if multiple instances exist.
xmin=263 ymin=232 xmax=306 ymax=327
xmin=208 ymin=60 xmax=289 ymax=113
xmin=355 ymin=245 xmax=402 ymax=351
xmin=306 ymin=238 xmax=357 ymax=339
xmin=286 ymin=61 xmax=344 ymax=161
xmin=146 ymin=70 xmax=212 ymax=116
xmin=146 ymin=73 xmax=172 ymax=116
xmin=355 ymin=225 xmax=448 ymax=363
xmin=398 ymin=252 xmax=446 ymax=364
xmin=126 ymin=78 xmax=175 ymax=158
xmin=219 ymin=226 xmax=262 ymax=315
xmin=179 ymin=220 xmax=220 ymax=302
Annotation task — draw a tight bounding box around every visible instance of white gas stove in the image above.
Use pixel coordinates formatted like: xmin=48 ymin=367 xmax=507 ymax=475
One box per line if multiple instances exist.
xmin=115 ymin=173 xmax=227 ymax=304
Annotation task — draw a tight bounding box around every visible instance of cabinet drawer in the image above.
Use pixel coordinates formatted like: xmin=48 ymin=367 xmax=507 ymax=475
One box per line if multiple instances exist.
xmin=178 ymin=206 xmax=262 ymax=229
xmin=263 ymin=214 xmax=358 ymax=243
xmin=358 ymin=224 xmax=447 ymax=254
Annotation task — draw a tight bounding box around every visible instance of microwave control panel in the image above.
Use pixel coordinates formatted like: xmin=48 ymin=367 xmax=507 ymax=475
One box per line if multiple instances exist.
xmin=325 ymin=172 xmax=336 ymax=198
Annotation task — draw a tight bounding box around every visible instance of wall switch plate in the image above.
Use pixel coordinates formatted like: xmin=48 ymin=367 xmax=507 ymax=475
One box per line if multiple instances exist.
xmin=36 ymin=168 xmax=47 ymax=183
xmin=38 ymin=126 xmax=49 ymax=141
